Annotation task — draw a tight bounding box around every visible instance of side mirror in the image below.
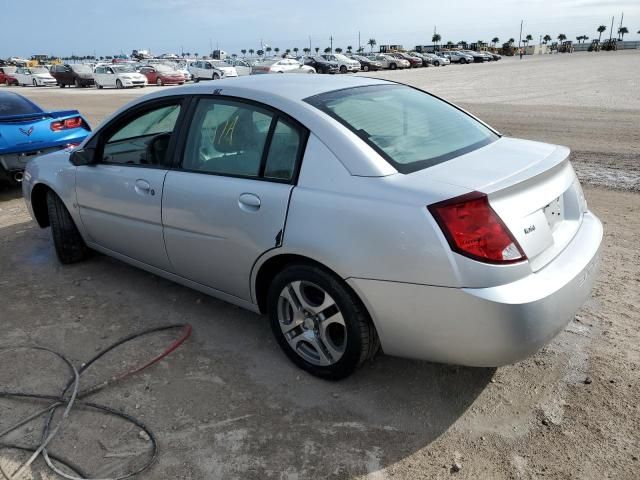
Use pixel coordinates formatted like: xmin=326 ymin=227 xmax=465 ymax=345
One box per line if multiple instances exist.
xmin=69 ymin=147 xmax=96 ymax=166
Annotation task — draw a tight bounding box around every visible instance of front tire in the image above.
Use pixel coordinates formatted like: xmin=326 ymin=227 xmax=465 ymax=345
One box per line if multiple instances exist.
xmin=74 ymin=78 xmax=81 ymax=88
xmin=268 ymin=264 xmax=379 ymax=380
xmin=390 ymin=63 xmax=397 ymax=70
xmin=213 ymin=73 xmax=220 ymax=80
xmin=339 ymin=65 xmax=347 ymax=74
xmin=46 ymin=191 xmax=88 ymax=264
xmin=116 ymin=79 xmax=123 ymax=89
xmin=32 ymin=79 xmax=38 ymax=87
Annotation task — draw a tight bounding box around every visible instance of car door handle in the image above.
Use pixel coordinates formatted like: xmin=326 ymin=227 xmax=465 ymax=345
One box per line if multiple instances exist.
xmin=134 ymin=179 xmax=155 ymax=196
xmin=238 ymin=193 xmax=261 ymax=212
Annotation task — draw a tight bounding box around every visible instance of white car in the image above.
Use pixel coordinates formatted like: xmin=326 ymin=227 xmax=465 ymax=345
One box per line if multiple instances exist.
xmin=93 ymin=64 xmax=147 ymax=89
xmin=175 ymin=63 xmax=193 ymax=81
xmin=13 ymin=67 xmax=57 ymax=87
xmin=189 ymin=60 xmax=238 ymax=81
xmin=226 ymin=59 xmax=252 ymax=76
xmin=321 ymin=54 xmax=360 ymax=73
xmin=251 ymin=58 xmax=316 ymax=74
xmin=368 ymin=54 xmax=410 ymax=70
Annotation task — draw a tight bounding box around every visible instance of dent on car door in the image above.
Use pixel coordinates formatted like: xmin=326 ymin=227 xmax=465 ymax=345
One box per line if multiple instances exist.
xmin=162 ymin=97 xmax=307 ymax=301
xmin=75 ymin=99 xmax=185 ymax=270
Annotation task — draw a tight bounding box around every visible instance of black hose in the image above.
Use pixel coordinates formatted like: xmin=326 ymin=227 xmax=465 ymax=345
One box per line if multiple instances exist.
xmin=0 ymin=324 xmax=192 ymax=480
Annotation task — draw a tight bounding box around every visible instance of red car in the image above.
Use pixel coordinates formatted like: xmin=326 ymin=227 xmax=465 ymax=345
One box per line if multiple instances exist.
xmin=390 ymin=52 xmax=423 ymax=68
xmin=0 ymin=66 xmax=18 ymax=86
xmin=138 ymin=65 xmax=185 ymax=86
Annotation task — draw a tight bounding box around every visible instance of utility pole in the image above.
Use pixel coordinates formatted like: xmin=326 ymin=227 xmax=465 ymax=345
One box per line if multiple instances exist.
xmin=609 ymin=16 xmax=614 ymax=42
xmin=358 ymin=31 xmax=361 ymax=52
xmin=618 ymin=12 xmax=624 ymax=39
xmin=309 ymin=36 xmax=312 ymax=52
xmin=518 ymin=19 xmax=523 ymax=48
xmin=330 ymin=35 xmax=333 ymax=53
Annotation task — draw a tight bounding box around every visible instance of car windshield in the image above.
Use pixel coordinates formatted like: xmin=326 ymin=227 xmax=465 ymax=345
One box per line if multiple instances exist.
xmin=306 ymin=84 xmax=498 ymax=174
xmin=113 ymin=65 xmax=136 ymax=73
xmin=212 ymin=61 xmax=231 ymax=68
xmin=33 ymin=67 xmax=48 ymax=74
xmin=154 ymin=64 xmax=176 ymax=73
xmin=71 ymin=64 xmax=92 ymax=73
xmin=0 ymin=92 xmax=42 ymax=116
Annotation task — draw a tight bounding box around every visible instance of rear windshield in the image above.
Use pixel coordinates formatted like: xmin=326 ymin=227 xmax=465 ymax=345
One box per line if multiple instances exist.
xmin=71 ymin=64 xmax=92 ymax=73
xmin=0 ymin=93 xmax=41 ymax=116
xmin=306 ymin=84 xmax=497 ymax=173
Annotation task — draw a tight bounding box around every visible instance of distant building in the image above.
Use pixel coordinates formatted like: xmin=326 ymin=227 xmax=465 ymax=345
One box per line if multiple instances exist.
xmin=379 ymin=45 xmax=404 ymax=53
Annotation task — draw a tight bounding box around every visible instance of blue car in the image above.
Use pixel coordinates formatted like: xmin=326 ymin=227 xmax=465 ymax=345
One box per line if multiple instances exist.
xmin=0 ymin=91 xmax=90 ymax=184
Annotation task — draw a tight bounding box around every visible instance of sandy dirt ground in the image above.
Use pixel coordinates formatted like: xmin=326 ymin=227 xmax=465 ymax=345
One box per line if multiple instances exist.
xmin=0 ymin=51 xmax=638 ymax=479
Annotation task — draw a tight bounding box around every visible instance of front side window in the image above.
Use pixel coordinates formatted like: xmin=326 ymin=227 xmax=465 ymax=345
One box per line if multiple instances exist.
xmin=102 ymin=103 xmax=181 ymax=166
xmin=305 ymin=84 xmax=498 ymax=174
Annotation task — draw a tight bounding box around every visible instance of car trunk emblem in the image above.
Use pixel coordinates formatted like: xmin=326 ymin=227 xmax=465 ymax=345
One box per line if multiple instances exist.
xmin=19 ymin=126 xmax=34 ymax=136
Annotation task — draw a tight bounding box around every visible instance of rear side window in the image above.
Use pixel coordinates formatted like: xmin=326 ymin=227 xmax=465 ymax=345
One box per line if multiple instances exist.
xmin=305 ymin=84 xmax=497 ymax=174
xmin=0 ymin=93 xmax=41 ymax=116
xmin=182 ymin=98 xmax=305 ymax=182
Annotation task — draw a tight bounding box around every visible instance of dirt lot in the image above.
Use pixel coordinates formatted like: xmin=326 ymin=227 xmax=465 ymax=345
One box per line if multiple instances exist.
xmin=1 ymin=51 xmax=639 ymax=479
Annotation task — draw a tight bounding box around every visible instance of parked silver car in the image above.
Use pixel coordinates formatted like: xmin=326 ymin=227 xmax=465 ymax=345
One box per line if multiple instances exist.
xmin=22 ymin=76 xmax=602 ymax=379
xmin=446 ymin=50 xmax=474 ymax=64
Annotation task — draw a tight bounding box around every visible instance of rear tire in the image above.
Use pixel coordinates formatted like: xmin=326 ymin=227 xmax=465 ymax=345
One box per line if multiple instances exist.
xmin=46 ymin=191 xmax=88 ymax=264
xmin=267 ymin=264 xmax=380 ymax=380
xmin=213 ymin=73 xmax=220 ymax=80
xmin=390 ymin=63 xmax=397 ymax=70
xmin=32 ymin=79 xmax=37 ymax=87
xmin=74 ymin=78 xmax=81 ymax=88
xmin=460 ymin=58 xmax=467 ymax=64
xmin=116 ymin=79 xmax=123 ymax=89
xmin=156 ymin=78 xmax=163 ymax=86
xmin=339 ymin=65 xmax=347 ymax=74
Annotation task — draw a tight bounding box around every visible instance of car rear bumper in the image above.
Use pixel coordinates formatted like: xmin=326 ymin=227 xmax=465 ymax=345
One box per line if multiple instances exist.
xmin=0 ymin=141 xmax=84 ymax=172
xmin=348 ymin=211 xmax=603 ymax=367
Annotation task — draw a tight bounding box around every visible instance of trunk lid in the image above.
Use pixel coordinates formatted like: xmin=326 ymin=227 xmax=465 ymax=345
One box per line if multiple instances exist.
xmin=421 ymin=137 xmax=586 ymax=271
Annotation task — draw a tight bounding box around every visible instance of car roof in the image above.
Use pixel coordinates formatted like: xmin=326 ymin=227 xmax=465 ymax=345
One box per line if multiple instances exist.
xmin=176 ymin=74 xmax=390 ymax=101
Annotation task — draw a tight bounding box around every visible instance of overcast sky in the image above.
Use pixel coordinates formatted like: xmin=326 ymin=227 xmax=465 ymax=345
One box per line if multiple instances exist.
xmin=2 ymin=0 xmax=638 ymax=58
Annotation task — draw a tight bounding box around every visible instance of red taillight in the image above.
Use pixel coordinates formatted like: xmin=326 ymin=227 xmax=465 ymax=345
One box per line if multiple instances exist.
xmin=51 ymin=116 xmax=83 ymax=131
xmin=428 ymin=192 xmax=526 ymax=264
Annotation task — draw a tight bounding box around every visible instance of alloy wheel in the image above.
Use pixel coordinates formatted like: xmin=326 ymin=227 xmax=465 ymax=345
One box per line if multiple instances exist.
xmin=277 ymin=280 xmax=347 ymax=366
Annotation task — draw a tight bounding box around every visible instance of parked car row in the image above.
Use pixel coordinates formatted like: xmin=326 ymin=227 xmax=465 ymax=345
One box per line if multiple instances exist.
xmin=1 ymin=48 xmax=502 ymax=90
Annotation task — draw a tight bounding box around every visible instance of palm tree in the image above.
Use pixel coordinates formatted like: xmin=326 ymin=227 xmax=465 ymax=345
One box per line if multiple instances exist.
xmin=367 ymin=38 xmax=376 ymax=52
xmin=508 ymin=38 xmax=515 ymax=46
xmin=525 ymin=34 xmax=533 ymax=46
xmin=357 ymin=46 xmax=364 ymax=53
xmin=618 ymin=27 xmax=628 ymax=40
xmin=347 ymin=45 xmax=353 ymax=53
xmin=241 ymin=49 xmax=247 ymax=57
xmin=324 ymin=47 xmax=332 ymax=53
xmin=257 ymin=49 xmax=264 ymax=57
xmin=543 ymin=34 xmax=552 ymax=44
xmin=432 ymin=33 xmax=441 ymax=46
xmin=266 ymin=46 xmax=272 ymax=56
xmin=274 ymin=47 xmax=280 ymax=56
xmin=293 ymin=47 xmax=299 ymax=56
xmin=597 ymin=25 xmax=606 ymax=43
xmin=491 ymin=37 xmax=499 ymax=46
xmin=557 ymin=34 xmax=567 ymax=43
xmin=248 ymin=48 xmax=254 ymax=56
xmin=285 ymin=49 xmax=291 ymax=56
xmin=446 ymin=41 xmax=454 ymax=48
xmin=335 ymin=47 xmax=342 ymax=54
xmin=314 ymin=47 xmax=320 ymax=54
xmin=303 ymin=48 xmax=310 ymax=55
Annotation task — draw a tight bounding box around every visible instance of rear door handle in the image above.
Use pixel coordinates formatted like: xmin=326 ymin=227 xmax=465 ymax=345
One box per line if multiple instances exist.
xmin=134 ymin=179 xmax=155 ymax=196
xmin=238 ymin=193 xmax=261 ymax=212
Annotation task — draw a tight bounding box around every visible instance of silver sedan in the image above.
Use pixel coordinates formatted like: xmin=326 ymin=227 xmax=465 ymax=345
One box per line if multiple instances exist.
xmin=22 ymin=76 xmax=602 ymax=379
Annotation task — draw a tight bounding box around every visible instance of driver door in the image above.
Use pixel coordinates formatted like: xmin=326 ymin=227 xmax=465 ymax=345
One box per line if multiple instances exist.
xmin=75 ymin=98 xmax=186 ymax=270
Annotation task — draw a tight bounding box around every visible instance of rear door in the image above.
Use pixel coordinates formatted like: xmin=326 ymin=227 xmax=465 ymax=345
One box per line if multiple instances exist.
xmin=76 ymin=97 xmax=186 ymax=270
xmin=162 ymin=96 xmax=307 ymax=301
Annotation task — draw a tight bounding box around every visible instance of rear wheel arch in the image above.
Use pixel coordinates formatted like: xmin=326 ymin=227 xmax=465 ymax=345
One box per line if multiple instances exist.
xmin=254 ymin=254 xmax=356 ymax=315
